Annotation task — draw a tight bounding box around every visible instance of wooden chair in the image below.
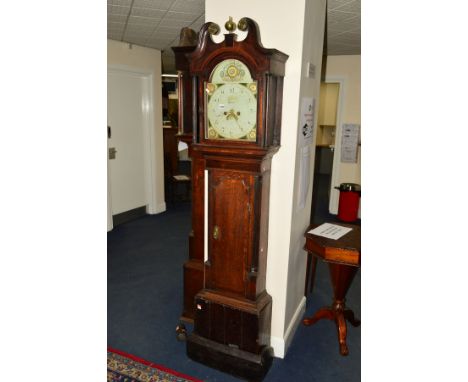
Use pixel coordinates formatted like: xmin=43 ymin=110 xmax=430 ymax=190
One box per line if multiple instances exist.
xmin=163 ymin=126 xmax=191 ymax=202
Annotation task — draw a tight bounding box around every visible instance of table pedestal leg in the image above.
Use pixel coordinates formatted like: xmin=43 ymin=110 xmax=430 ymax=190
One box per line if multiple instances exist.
xmin=302 ymin=261 xmax=360 ymax=356
xmin=304 ymin=253 xmax=318 ymax=296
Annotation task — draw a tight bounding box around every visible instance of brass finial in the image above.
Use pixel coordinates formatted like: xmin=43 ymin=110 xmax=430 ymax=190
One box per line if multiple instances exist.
xmin=225 ymin=16 xmax=236 ymax=32
xmin=237 ymin=18 xmax=248 ymax=31
xmin=208 ymin=22 xmax=220 ymax=35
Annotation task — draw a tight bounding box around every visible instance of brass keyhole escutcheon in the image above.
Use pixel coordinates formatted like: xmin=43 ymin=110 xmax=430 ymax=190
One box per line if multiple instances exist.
xmin=213 ymin=225 xmax=220 ymax=240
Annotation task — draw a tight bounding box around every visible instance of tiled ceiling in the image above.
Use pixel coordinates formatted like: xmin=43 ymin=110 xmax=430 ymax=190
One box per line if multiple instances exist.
xmin=327 ymin=0 xmax=360 ymax=55
xmin=108 ymin=0 xmax=360 ymax=73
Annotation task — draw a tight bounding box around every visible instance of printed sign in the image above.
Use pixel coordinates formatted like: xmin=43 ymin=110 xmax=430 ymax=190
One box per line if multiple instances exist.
xmin=300 ymin=97 xmax=315 ymax=143
xmin=341 ymin=124 xmax=360 ymax=163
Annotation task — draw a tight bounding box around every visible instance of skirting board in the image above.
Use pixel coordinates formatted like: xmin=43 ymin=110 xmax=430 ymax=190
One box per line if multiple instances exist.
xmin=148 ymin=202 xmax=166 ymax=215
xmin=113 ymin=206 xmax=147 ymax=227
xmin=270 ymin=296 xmax=306 ymax=358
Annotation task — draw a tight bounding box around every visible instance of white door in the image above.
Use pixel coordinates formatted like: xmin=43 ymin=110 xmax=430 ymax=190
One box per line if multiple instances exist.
xmin=107 ymin=70 xmax=148 ymax=215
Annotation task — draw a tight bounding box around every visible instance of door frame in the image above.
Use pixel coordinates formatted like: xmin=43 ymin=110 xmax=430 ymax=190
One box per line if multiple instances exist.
xmin=107 ymin=64 xmax=159 ymax=227
xmin=324 ymin=76 xmax=346 ymax=214
xmin=107 ymin=135 xmax=113 ymax=231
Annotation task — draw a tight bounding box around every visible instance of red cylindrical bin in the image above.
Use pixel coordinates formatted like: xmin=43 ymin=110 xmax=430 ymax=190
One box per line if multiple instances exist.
xmin=335 ymin=183 xmax=361 ymax=222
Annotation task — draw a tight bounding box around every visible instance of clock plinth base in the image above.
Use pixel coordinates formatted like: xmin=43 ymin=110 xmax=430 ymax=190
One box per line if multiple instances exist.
xmin=182 ymin=259 xmax=204 ymax=321
xmin=188 ymin=290 xmax=273 ymax=380
xmin=187 ymin=333 xmax=273 ymax=382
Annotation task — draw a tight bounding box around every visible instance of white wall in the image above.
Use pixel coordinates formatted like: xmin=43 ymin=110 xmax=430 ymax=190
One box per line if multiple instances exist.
xmin=284 ymin=0 xmax=326 ymax=353
xmin=107 ymin=40 xmax=166 ymax=214
xmin=325 ymin=55 xmax=361 ymax=213
xmin=205 ymin=0 xmax=326 ymax=358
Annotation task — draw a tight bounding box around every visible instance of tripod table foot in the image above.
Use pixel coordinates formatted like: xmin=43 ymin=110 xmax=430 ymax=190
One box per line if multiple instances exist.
xmin=303 ymin=307 xmax=334 ymax=326
xmin=344 ymin=309 xmax=361 ymax=327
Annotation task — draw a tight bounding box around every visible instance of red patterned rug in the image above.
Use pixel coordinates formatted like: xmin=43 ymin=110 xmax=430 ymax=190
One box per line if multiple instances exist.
xmin=107 ymin=347 xmax=203 ymax=382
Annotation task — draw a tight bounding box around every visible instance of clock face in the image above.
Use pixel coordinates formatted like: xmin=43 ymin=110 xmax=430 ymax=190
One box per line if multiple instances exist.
xmin=205 ymin=59 xmax=257 ymax=141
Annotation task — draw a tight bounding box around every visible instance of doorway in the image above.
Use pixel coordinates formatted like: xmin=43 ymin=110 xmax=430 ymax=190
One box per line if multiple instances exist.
xmin=310 ymin=81 xmax=342 ymax=223
xmin=107 ymin=67 xmax=156 ymax=230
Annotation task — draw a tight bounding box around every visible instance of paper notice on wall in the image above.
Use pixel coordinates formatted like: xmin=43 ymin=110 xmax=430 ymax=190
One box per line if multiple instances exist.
xmin=341 ymin=124 xmax=360 ymax=163
xmin=300 ymin=97 xmax=315 ymax=144
xmin=297 ymin=145 xmax=311 ymax=210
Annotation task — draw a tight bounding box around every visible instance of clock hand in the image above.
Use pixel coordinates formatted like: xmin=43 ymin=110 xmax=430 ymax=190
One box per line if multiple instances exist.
xmin=225 ymin=109 xmax=240 ymax=121
xmin=225 ymin=110 xmax=234 ymax=120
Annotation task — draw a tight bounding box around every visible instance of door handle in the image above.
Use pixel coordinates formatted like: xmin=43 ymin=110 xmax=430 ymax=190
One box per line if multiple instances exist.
xmin=109 ymin=147 xmax=117 ymax=160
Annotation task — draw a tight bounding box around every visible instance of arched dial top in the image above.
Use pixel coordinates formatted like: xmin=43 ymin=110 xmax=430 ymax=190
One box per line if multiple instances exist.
xmin=205 ymin=59 xmax=257 ymax=141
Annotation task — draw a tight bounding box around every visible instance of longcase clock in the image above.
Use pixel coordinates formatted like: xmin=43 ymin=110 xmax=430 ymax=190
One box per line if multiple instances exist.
xmin=185 ymin=18 xmax=288 ymax=381
xmin=171 ymin=27 xmax=197 ymax=147
xmin=171 ymin=28 xmax=201 ymax=325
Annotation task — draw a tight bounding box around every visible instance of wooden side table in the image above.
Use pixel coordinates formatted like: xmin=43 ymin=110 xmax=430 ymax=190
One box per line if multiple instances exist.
xmin=302 ymin=223 xmax=361 ymax=356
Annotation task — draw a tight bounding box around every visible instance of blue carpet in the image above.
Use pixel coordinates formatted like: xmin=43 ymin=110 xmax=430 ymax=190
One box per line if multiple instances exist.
xmin=108 ymin=197 xmax=360 ymax=381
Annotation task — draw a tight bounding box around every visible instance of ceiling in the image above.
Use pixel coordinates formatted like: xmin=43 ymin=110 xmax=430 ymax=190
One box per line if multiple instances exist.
xmin=108 ymin=0 xmax=360 ymax=73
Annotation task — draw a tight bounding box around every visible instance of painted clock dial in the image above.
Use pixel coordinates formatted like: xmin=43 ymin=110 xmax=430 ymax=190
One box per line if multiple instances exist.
xmin=205 ymin=59 xmax=257 ymax=141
